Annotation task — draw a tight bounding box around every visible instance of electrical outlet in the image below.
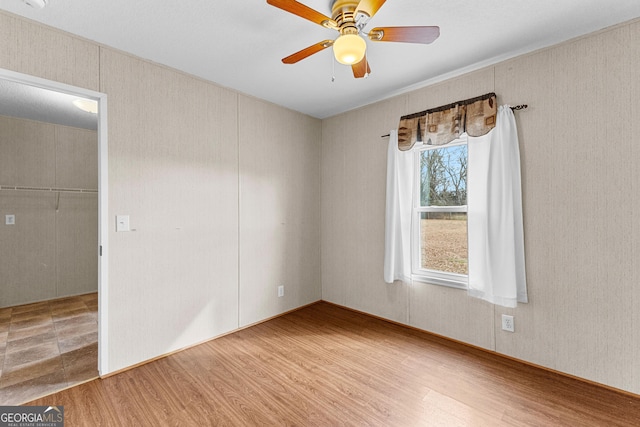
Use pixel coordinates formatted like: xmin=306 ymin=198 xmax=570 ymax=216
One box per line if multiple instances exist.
xmin=5 ymin=214 xmax=15 ymax=225
xmin=277 ymin=285 xmax=284 ymax=297
xmin=501 ymin=314 xmax=514 ymax=332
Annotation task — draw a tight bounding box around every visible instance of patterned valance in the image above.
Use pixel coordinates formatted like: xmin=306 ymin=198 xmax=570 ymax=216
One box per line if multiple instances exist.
xmin=398 ymin=92 xmax=497 ymax=151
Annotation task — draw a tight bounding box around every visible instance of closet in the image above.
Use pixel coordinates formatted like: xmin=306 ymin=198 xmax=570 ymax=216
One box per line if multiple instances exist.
xmin=0 ymin=114 xmax=98 ymax=308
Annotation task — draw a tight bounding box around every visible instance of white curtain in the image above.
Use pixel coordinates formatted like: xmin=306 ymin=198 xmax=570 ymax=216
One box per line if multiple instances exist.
xmin=467 ymin=105 xmax=528 ymax=307
xmin=383 ymin=130 xmax=415 ymax=284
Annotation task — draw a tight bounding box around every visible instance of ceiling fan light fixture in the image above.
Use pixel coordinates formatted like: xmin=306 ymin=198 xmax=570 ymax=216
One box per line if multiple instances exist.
xmin=73 ymin=99 xmax=98 ymax=114
xmin=333 ymin=33 xmax=366 ymax=65
xmin=21 ymin=0 xmax=48 ymax=8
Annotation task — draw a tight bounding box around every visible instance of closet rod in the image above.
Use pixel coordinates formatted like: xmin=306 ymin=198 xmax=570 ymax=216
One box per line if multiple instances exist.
xmin=0 ymin=185 xmax=98 ymax=194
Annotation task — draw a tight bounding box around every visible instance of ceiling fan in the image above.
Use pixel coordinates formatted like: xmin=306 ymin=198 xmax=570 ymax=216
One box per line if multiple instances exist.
xmin=266 ymin=0 xmax=440 ymax=78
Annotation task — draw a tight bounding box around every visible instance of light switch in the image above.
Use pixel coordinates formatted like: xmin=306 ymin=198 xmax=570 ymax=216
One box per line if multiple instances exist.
xmin=5 ymin=214 xmax=15 ymax=225
xmin=116 ymin=215 xmax=130 ymax=232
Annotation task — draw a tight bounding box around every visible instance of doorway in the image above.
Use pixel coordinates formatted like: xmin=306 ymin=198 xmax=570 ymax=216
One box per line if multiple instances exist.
xmin=0 ymin=68 xmax=108 ymax=404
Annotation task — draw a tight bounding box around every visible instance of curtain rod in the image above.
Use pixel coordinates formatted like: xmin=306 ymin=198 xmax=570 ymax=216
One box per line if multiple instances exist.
xmin=381 ymin=104 xmax=528 ymax=138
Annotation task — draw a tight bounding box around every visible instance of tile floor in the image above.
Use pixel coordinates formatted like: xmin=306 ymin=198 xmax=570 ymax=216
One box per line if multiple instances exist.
xmin=0 ymin=293 xmax=98 ymax=405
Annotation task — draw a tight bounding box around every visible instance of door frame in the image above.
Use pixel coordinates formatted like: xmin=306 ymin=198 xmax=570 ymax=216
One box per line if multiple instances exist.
xmin=0 ymin=68 xmax=109 ymax=375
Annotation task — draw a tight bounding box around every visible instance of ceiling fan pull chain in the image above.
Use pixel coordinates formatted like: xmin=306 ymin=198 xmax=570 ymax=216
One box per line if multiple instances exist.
xmin=364 ymin=50 xmax=369 ymax=78
xmin=331 ymin=55 xmax=336 ymax=82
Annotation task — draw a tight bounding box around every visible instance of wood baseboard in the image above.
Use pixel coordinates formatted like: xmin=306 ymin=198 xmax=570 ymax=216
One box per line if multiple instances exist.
xmin=321 ymin=300 xmax=640 ymax=400
xmin=100 ymin=298 xmax=638 ymax=400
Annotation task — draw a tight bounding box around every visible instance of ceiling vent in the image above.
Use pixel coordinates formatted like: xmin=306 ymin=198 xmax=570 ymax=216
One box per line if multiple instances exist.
xmin=21 ymin=0 xmax=48 ymax=8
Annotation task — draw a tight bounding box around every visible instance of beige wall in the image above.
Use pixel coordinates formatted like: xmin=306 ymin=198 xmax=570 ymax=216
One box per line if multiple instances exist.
xmin=0 ymin=11 xmax=322 ymax=373
xmin=238 ymin=95 xmax=321 ymax=327
xmin=322 ymin=19 xmax=640 ymax=394
xmin=0 ymin=115 xmax=98 ymax=307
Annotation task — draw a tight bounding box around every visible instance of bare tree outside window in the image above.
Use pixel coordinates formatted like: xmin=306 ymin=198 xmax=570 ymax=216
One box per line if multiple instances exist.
xmin=421 ymin=145 xmax=466 ymax=207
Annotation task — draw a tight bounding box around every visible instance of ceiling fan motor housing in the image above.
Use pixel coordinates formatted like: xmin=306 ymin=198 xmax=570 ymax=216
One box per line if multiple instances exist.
xmin=331 ymin=0 xmax=364 ymax=35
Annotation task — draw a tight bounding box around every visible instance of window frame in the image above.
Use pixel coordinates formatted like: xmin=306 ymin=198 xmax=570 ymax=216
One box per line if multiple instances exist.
xmin=410 ymin=136 xmax=468 ymax=289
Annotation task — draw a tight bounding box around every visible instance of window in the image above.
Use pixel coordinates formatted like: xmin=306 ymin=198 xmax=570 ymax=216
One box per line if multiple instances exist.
xmin=412 ymin=136 xmax=468 ymax=288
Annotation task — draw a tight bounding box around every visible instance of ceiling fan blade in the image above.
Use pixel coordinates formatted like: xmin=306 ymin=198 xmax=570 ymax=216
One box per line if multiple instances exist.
xmin=352 ymin=57 xmax=371 ymax=78
xmin=368 ymin=26 xmax=440 ymax=44
xmin=355 ymin=0 xmax=387 ymax=18
xmin=282 ymin=40 xmax=334 ymax=64
xmin=267 ymin=0 xmax=338 ymax=29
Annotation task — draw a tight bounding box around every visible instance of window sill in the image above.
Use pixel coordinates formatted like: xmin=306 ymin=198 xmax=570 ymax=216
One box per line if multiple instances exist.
xmin=411 ymin=273 xmax=467 ymax=290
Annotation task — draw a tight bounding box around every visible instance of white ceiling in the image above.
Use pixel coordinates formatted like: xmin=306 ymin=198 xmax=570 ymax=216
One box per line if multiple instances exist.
xmin=2 ymin=0 xmax=640 ymax=119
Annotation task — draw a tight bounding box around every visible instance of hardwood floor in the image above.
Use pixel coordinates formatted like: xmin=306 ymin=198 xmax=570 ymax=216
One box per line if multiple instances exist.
xmin=0 ymin=293 xmax=98 ymax=405
xmin=28 ymin=301 xmax=640 ymax=426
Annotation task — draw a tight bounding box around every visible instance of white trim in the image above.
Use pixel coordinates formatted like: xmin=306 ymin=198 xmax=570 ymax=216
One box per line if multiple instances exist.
xmin=417 ymin=138 xmax=468 ymax=151
xmin=416 ymin=205 xmax=467 ymax=213
xmin=0 ymin=69 xmax=105 ymax=103
xmin=0 ymin=68 xmax=109 ymax=374
xmin=411 ymin=136 xmax=469 ymax=289
xmin=97 ymin=94 xmax=109 ymax=375
xmin=412 ymin=271 xmax=468 ymax=290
